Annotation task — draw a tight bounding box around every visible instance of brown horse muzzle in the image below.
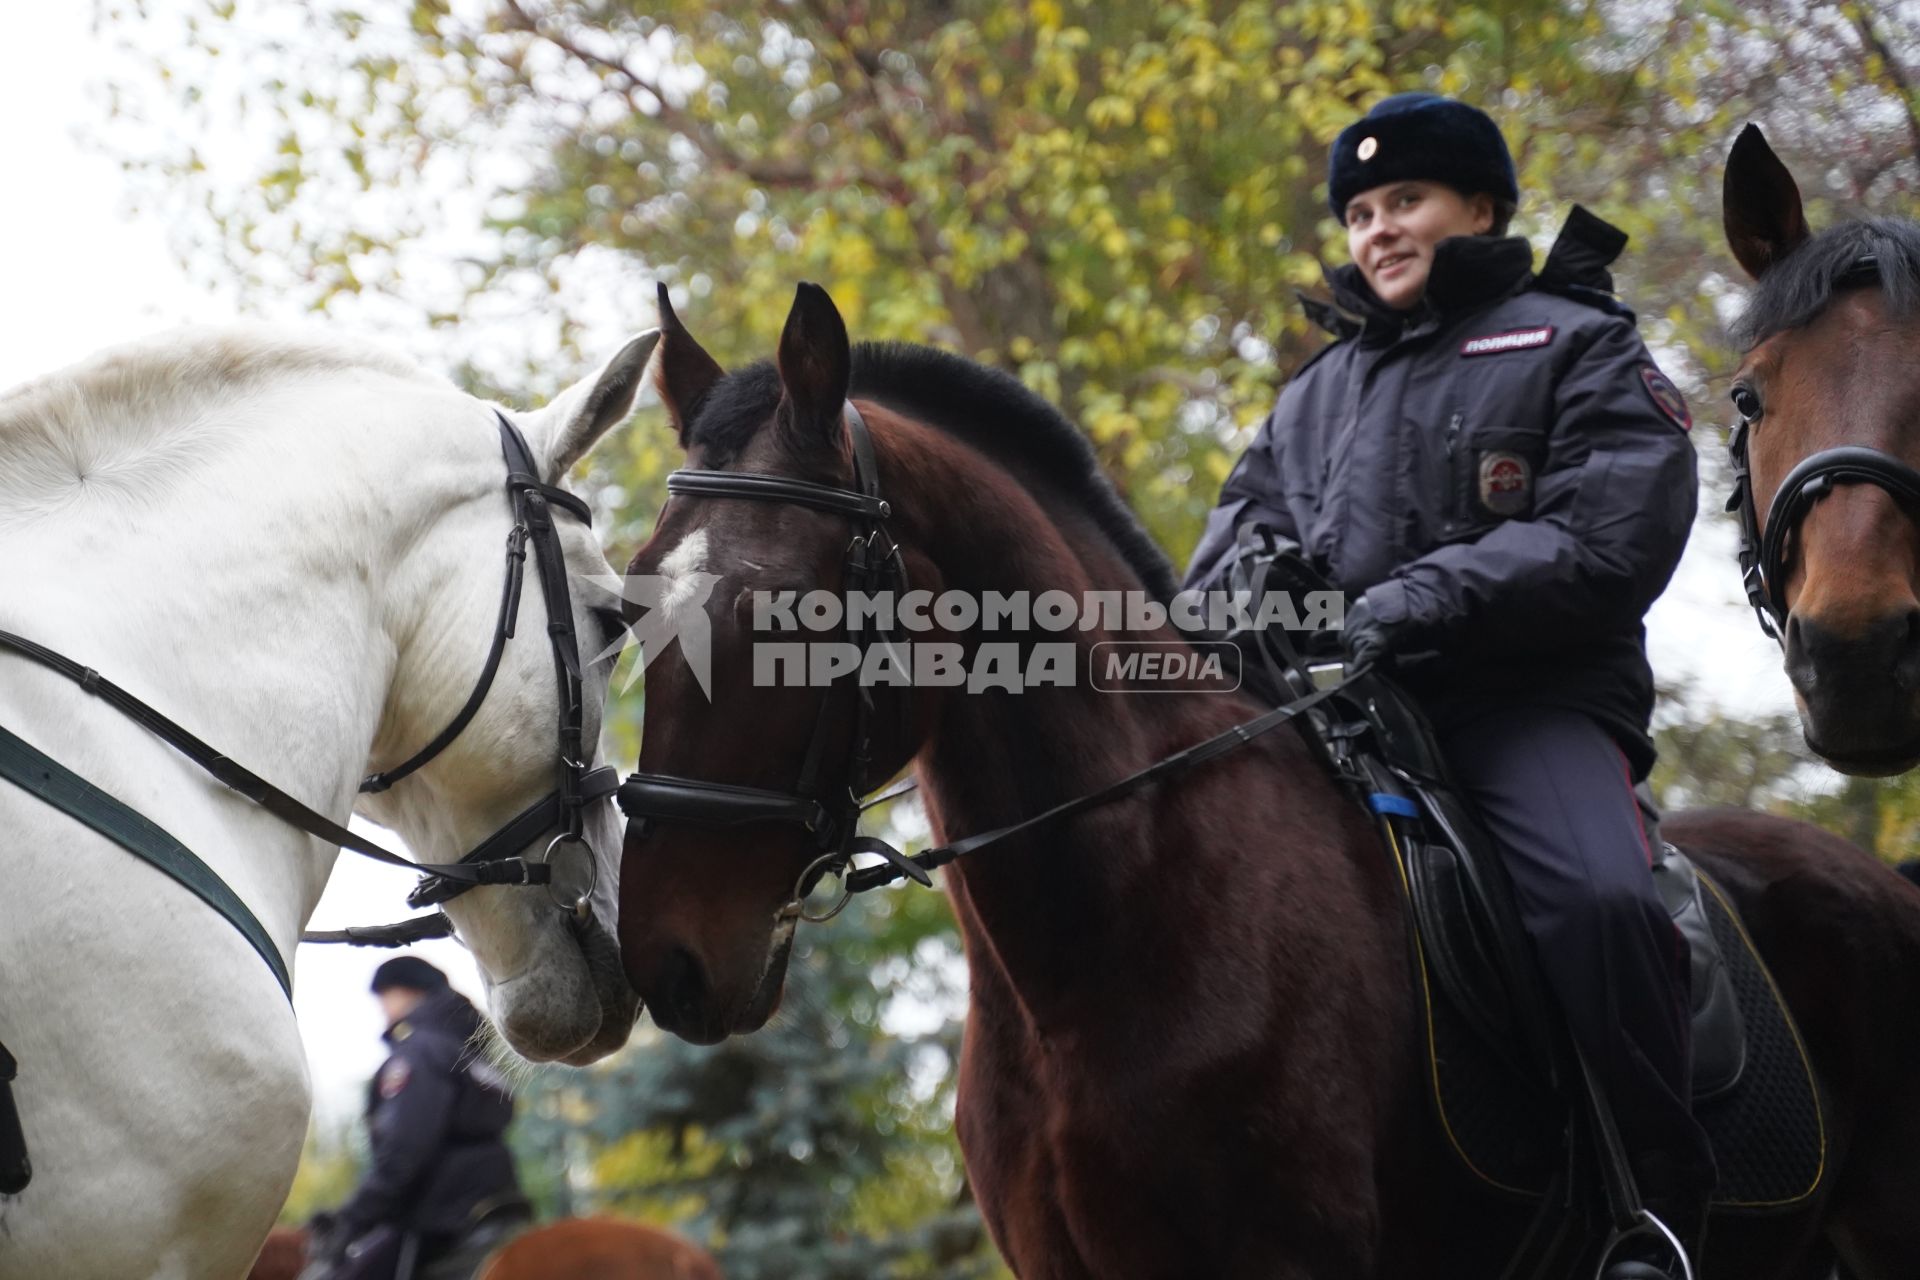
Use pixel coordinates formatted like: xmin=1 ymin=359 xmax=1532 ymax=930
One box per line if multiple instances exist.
xmin=1784 ymin=608 xmax=1920 ymax=773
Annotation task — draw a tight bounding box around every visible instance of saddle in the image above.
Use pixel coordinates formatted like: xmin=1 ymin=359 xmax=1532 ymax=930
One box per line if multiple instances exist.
xmin=1223 ymin=530 xmax=1826 ymax=1228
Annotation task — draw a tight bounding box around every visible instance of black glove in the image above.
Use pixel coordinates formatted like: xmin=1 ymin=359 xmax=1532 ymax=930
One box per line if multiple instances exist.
xmin=1340 ymin=597 xmax=1400 ymax=670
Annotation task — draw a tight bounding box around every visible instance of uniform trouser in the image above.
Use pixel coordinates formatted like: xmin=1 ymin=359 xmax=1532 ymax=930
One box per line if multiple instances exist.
xmin=1434 ymin=704 xmax=1717 ymax=1205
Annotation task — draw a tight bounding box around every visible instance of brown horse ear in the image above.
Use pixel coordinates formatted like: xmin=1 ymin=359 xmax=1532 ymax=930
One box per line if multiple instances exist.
xmin=1724 ymin=124 xmax=1812 ymax=281
xmin=652 ymin=282 xmax=726 ymax=447
xmin=775 ymin=282 xmax=852 ymax=449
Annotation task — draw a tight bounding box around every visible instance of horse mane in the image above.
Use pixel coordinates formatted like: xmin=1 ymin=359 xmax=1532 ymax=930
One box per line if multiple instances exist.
xmin=1731 ymin=217 xmax=1920 ymax=349
xmin=687 ymin=342 xmax=1180 ymax=602
xmin=0 ymin=327 xmax=443 ymax=514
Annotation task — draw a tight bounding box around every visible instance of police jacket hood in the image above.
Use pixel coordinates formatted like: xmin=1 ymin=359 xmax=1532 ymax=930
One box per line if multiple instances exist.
xmin=338 ymin=986 xmax=522 ymax=1238
xmin=1185 ymin=208 xmax=1697 ymax=773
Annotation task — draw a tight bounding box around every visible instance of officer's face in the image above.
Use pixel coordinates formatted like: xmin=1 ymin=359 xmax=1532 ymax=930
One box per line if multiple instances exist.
xmin=1344 ymin=181 xmax=1495 ymax=310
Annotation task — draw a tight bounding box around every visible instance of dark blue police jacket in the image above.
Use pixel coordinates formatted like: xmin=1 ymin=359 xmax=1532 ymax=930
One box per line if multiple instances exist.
xmin=1185 ymin=210 xmax=1698 ymax=774
xmin=337 ymin=987 xmax=521 ymax=1238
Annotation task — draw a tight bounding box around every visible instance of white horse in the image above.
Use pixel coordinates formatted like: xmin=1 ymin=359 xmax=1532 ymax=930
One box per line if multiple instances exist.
xmin=0 ymin=325 xmax=655 ymax=1278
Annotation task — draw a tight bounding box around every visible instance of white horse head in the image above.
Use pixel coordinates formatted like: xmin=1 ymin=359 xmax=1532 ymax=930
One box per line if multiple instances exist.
xmin=0 ymin=326 xmax=653 ymax=1276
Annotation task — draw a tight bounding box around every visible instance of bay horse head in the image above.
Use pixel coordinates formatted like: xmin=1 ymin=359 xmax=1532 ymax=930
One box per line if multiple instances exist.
xmin=615 ymin=283 xmax=929 ymax=1043
xmin=1723 ymin=124 xmax=1920 ymax=774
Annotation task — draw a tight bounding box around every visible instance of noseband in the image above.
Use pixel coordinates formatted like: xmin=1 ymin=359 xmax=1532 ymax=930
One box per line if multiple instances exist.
xmin=1728 ymin=254 xmax=1920 ymax=641
xmin=617 ymin=404 xmax=933 ymax=914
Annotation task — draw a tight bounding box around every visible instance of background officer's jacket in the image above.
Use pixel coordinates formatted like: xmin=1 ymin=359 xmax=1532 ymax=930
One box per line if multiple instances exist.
xmin=338 ymin=988 xmax=521 ymax=1238
xmin=1185 ymin=213 xmax=1698 ymax=773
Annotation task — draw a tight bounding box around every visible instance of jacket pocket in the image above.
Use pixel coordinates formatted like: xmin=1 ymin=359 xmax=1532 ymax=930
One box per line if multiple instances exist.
xmin=1446 ymin=424 xmax=1544 ymax=537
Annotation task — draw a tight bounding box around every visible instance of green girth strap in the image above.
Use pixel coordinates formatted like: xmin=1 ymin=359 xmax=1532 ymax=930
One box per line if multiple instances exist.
xmin=0 ymin=724 xmax=292 ymax=998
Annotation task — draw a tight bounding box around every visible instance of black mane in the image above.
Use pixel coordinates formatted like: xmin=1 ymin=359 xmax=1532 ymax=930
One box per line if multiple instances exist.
xmin=685 ymin=342 xmax=1179 ymax=602
xmin=1732 ymin=217 xmax=1920 ymax=349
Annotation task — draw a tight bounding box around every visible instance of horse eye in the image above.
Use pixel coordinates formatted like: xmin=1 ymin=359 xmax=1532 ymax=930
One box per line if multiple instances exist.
xmin=1731 ymin=386 xmax=1763 ymax=423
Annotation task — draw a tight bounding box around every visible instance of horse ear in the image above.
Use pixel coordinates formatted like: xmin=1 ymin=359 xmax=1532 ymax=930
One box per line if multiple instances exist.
xmin=775 ymin=283 xmax=851 ymax=448
xmin=653 ymin=282 xmax=727 ymax=447
xmin=524 ymin=329 xmax=661 ymax=483
xmin=1724 ymin=124 xmax=1811 ymax=281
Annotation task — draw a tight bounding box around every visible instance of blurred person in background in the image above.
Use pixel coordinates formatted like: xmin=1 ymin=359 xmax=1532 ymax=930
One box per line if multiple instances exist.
xmin=303 ymin=957 xmax=531 ymax=1280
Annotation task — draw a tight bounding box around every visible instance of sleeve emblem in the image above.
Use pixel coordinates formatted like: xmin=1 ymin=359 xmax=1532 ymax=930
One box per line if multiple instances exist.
xmin=1639 ymin=365 xmax=1692 ymax=431
xmin=378 ymin=1059 xmax=412 ymax=1100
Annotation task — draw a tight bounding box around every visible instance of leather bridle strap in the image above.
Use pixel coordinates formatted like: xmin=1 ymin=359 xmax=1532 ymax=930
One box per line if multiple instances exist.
xmin=1729 ymin=438 xmax=1920 ymax=643
xmin=621 ymin=403 xmax=904 ymax=869
xmin=835 ymin=666 xmax=1367 ymax=896
xmin=0 ymin=625 xmax=558 ymax=891
xmin=1726 ymin=252 xmax=1915 ymax=644
xmin=361 ymin=414 xmax=593 ymax=793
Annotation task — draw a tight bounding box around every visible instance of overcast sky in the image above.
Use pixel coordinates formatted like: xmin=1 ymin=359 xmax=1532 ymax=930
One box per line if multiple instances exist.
xmin=1 ymin=3 xmax=1802 ymax=1127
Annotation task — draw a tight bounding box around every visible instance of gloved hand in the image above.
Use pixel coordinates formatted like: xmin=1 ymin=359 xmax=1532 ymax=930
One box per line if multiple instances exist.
xmin=1339 ymin=596 xmax=1401 ymax=670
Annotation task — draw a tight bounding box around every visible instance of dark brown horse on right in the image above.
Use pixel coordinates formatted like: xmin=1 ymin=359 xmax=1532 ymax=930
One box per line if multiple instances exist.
xmin=614 ymin=282 xmax=1920 ymax=1277
xmin=1723 ymin=124 xmax=1920 ymax=774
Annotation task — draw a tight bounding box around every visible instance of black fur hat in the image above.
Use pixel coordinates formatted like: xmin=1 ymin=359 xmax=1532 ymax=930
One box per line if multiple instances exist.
xmin=371 ymin=956 xmax=450 ymax=994
xmin=1328 ymin=93 xmax=1518 ymax=224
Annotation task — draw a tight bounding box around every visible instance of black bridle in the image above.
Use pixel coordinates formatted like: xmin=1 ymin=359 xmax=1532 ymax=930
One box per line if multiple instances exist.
xmin=1728 ymin=253 xmax=1920 ymax=642
xmin=616 ymin=403 xmax=1367 ymax=921
xmin=0 ymin=413 xmax=616 ymax=954
xmin=617 ymin=404 xmax=933 ymax=915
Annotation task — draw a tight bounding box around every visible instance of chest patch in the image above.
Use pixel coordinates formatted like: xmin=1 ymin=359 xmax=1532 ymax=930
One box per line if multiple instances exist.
xmin=1461 ymin=326 xmax=1555 ymax=357
xmin=1478 ymin=451 xmax=1533 ymax=516
xmin=378 ymin=1058 xmax=412 ymax=1101
xmin=1640 ymin=365 xmax=1692 ymax=430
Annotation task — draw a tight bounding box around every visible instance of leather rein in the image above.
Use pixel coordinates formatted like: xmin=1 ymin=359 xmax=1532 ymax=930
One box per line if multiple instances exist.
xmin=1728 ymin=253 xmax=1920 ymax=642
xmin=0 ymin=413 xmax=616 ymax=978
xmin=616 ymin=403 xmax=1365 ymax=923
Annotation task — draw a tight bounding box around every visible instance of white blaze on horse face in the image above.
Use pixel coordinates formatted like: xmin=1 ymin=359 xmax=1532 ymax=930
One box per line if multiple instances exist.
xmin=659 ymin=527 xmax=714 ymax=611
xmin=587 ymin=529 xmax=722 ymax=697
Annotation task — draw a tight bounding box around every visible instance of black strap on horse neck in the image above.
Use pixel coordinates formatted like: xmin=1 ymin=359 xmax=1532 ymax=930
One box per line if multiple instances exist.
xmin=0 ymin=623 xmax=563 ymax=894
xmin=0 ymin=722 xmax=292 ymax=995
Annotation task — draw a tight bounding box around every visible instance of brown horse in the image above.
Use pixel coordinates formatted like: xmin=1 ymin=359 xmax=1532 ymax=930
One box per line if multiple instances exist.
xmin=478 ymin=1217 xmax=724 ymax=1280
xmin=1722 ymin=124 xmax=1920 ymax=774
xmin=247 ymin=1219 xmax=721 ymax=1280
xmin=249 ymin=1226 xmax=309 ymax=1280
xmin=614 ymin=282 xmax=1920 ymax=1277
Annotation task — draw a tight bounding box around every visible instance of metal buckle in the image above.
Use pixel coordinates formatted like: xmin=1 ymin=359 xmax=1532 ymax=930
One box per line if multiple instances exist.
xmin=541 ymin=834 xmax=597 ymax=917
xmin=793 ymin=851 xmax=854 ymax=923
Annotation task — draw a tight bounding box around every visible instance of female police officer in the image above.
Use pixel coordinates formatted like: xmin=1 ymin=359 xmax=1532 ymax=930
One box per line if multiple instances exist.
xmin=1185 ymin=93 xmax=1709 ymax=1279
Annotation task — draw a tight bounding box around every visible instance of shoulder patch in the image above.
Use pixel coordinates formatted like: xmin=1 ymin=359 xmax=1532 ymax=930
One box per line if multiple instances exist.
xmin=1461 ymin=326 xmax=1555 ymax=357
xmin=1639 ymin=365 xmax=1692 ymax=430
xmin=1478 ymin=451 xmax=1534 ymax=516
xmin=378 ymin=1058 xmax=412 ymax=1100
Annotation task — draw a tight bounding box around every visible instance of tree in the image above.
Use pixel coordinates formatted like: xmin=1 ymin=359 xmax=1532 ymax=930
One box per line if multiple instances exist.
xmin=105 ymin=0 xmax=1738 ymax=556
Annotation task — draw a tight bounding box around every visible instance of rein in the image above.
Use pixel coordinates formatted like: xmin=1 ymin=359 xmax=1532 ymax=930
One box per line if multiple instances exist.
xmin=0 ymin=413 xmax=616 ymax=981
xmin=616 ymin=400 xmax=1370 ymax=924
xmin=1727 ymin=253 xmax=1920 ymax=642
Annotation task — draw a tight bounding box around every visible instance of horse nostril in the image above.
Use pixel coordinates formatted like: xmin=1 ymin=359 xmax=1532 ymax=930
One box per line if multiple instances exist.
xmin=1897 ymin=609 xmax=1920 ymax=690
xmin=659 ymin=946 xmax=709 ymax=1025
xmin=1788 ymin=610 xmax=1920 ymax=695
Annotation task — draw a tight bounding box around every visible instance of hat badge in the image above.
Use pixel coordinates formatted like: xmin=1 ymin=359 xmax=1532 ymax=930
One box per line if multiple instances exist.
xmin=1357 ymin=136 xmax=1379 ymax=161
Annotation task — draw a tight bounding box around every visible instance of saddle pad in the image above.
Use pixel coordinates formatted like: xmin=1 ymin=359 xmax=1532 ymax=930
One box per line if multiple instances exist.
xmin=1409 ymin=849 xmax=1827 ymax=1212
